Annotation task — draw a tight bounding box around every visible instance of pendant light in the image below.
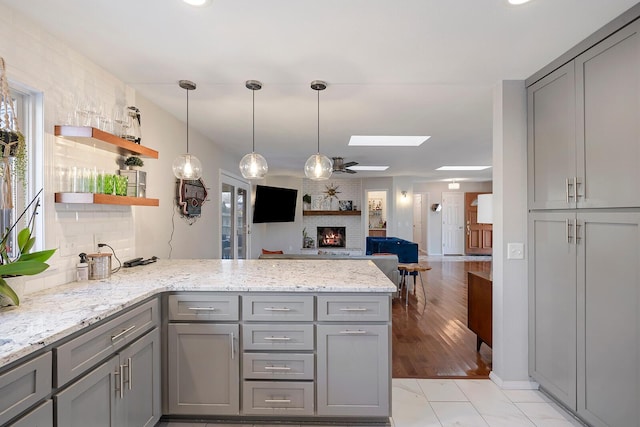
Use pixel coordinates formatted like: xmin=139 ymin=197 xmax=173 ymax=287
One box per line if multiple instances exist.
xmin=172 ymin=80 xmax=203 ymax=180
xmin=304 ymin=80 xmax=333 ymax=180
xmin=239 ymin=80 xmax=268 ymax=179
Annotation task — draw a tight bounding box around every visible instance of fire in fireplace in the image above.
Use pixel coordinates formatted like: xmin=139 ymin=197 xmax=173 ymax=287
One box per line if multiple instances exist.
xmin=317 ymin=227 xmax=346 ymax=248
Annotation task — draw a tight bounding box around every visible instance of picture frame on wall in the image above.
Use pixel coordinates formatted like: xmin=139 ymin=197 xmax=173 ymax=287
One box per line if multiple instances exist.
xmin=338 ymin=200 xmax=353 ymax=211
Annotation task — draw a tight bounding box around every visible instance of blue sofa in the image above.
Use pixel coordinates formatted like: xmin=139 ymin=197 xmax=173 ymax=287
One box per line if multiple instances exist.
xmin=366 ymin=237 xmax=418 ymax=264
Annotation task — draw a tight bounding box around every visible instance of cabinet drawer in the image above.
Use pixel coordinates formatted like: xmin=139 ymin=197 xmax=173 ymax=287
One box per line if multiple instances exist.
xmin=0 ymin=352 xmax=52 ymax=426
xmin=7 ymin=399 xmax=52 ymax=427
xmin=243 ymin=353 xmax=314 ymax=380
xmin=242 ymin=324 xmax=314 ymax=351
xmin=242 ymin=381 xmax=314 ymax=416
xmin=317 ymin=295 xmax=390 ymax=322
xmin=242 ymin=295 xmax=314 ymax=321
xmin=55 ymin=298 xmax=159 ymax=387
xmin=168 ymin=293 xmax=239 ymax=321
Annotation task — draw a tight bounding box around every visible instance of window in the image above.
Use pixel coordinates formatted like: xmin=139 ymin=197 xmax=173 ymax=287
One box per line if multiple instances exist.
xmin=0 ymin=87 xmax=41 ymax=258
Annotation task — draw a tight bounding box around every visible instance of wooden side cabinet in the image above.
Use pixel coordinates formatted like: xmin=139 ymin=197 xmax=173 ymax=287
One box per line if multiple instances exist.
xmin=467 ymin=271 xmax=492 ymax=351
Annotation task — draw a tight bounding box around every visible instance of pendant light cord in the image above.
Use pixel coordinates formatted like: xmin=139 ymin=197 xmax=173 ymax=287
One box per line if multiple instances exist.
xmin=186 ymin=88 xmax=189 ymax=153
xmin=317 ymin=89 xmax=320 ymax=153
xmin=252 ymin=89 xmax=255 ymax=152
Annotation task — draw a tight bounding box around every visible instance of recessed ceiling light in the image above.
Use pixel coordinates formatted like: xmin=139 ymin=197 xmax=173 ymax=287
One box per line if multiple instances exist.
xmin=508 ymin=0 xmax=531 ymax=4
xmin=347 ymin=166 xmax=390 ymax=171
xmin=348 ymin=135 xmax=430 ymax=147
xmin=182 ymin=0 xmax=212 ymax=6
xmin=436 ymin=166 xmax=492 ymax=171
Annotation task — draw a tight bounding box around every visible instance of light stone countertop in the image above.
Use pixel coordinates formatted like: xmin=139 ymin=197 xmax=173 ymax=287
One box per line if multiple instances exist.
xmin=0 ymin=259 xmax=396 ymax=369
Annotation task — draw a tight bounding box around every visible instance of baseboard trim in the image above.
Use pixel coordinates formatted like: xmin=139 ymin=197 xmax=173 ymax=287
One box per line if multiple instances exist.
xmin=490 ymin=371 xmax=539 ymax=390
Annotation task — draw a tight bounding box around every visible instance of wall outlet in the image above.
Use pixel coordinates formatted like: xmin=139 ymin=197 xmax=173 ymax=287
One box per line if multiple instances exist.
xmin=507 ymin=242 xmax=525 ymax=260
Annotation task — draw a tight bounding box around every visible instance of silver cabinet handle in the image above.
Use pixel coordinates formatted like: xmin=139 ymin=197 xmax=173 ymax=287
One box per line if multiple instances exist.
xmin=575 ymin=221 xmax=581 ymax=242
xmin=230 ymin=332 xmax=235 ymax=360
xmin=188 ymin=307 xmax=217 ymax=311
xmin=264 ymin=366 xmax=292 ymax=371
xmin=114 ymin=365 xmax=124 ymax=399
xmin=566 ymin=219 xmax=571 ymax=244
xmin=263 ymin=307 xmax=291 ymax=312
xmin=339 ymin=307 xmax=367 ymax=312
xmin=263 ymin=336 xmax=291 ymax=341
xmin=111 ymin=325 xmax=136 ymax=341
xmin=566 ymin=178 xmax=571 ymax=203
xmin=339 ymin=330 xmax=367 ymax=334
xmin=127 ymin=357 xmax=132 ymax=390
xmin=265 ymin=399 xmax=291 ymax=403
xmin=574 ymin=176 xmax=580 ymax=201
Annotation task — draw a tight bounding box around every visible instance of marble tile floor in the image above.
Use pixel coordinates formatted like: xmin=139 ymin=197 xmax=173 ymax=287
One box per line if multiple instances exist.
xmin=156 ymin=379 xmax=585 ymax=427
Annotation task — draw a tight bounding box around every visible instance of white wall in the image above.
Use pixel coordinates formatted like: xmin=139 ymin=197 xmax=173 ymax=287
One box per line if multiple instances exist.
xmin=0 ymin=3 xmax=241 ymax=295
xmin=491 ymin=81 xmax=531 ymax=387
xmin=413 ymin=181 xmax=492 ymax=255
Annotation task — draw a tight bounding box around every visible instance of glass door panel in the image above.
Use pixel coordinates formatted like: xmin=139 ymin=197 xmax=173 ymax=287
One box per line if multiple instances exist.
xmin=220 ymin=173 xmax=250 ymax=259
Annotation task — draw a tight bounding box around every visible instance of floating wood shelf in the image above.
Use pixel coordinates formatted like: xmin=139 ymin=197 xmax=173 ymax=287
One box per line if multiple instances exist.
xmin=54 ymin=126 xmax=159 ymax=159
xmin=303 ymin=210 xmax=362 ymax=216
xmin=55 ymin=192 xmax=159 ymax=207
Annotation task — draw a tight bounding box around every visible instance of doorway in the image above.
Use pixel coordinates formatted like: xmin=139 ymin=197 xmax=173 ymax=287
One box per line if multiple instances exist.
xmin=442 ymin=192 xmax=465 ymax=255
xmin=413 ymin=193 xmax=428 ymax=253
xmin=366 ymin=190 xmax=388 ymax=238
xmin=220 ymin=172 xmax=250 ymax=259
xmin=465 ymin=192 xmax=493 ymax=255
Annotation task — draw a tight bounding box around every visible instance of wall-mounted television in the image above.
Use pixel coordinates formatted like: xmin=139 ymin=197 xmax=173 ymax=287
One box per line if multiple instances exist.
xmin=252 ymin=185 xmax=298 ymax=223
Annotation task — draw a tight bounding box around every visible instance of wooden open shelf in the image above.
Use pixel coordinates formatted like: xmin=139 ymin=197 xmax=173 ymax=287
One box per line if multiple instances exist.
xmin=55 ymin=192 xmax=159 ymax=207
xmin=54 ymin=126 xmax=159 ymax=159
xmin=303 ymin=210 xmax=362 ymax=216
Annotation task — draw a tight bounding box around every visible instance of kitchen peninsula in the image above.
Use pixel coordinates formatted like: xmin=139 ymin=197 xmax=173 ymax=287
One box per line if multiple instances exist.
xmin=0 ymin=259 xmax=395 ymax=426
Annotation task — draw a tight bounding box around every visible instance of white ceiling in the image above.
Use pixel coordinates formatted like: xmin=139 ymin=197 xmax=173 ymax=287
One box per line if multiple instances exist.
xmin=2 ymin=0 xmax=638 ymax=180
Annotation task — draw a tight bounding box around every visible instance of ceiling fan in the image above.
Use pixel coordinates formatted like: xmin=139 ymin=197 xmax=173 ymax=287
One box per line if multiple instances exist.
xmin=332 ymin=157 xmax=358 ymax=174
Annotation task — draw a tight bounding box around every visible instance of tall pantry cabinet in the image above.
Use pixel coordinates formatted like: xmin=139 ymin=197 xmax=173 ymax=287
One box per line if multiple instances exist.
xmin=528 ymin=17 xmax=640 ymax=427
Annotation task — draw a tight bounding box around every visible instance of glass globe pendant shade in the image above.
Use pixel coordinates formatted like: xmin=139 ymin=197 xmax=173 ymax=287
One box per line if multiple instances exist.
xmin=304 ymin=153 xmax=333 ymax=180
xmin=173 ymin=153 xmax=203 ymax=180
xmin=239 ymin=152 xmax=268 ymax=179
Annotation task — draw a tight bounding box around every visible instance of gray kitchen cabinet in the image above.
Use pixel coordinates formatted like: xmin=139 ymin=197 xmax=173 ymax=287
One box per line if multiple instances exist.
xmin=527 ymin=61 xmax=576 ymax=210
xmin=167 ymin=323 xmax=240 ymax=415
xmin=528 ymin=212 xmax=577 ymax=409
xmin=120 ymin=328 xmax=161 ymax=427
xmin=576 ymin=213 xmax=640 ymax=427
xmin=529 ymin=211 xmax=640 ymax=425
xmin=55 ymin=355 xmax=121 ymax=427
xmin=7 ymin=400 xmax=52 ymax=427
xmin=0 ymin=352 xmax=52 ymax=426
xmin=575 ymin=20 xmax=640 ymax=209
xmin=55 ymin=328 xmax=160 ymax=427
xmin=316 ymin=324 xmax=390 ymax=417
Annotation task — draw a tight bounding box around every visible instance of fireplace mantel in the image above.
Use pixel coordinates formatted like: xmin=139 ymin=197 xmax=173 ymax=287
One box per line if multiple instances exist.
xmin=303 ymin=210 xmax=361 ymax=216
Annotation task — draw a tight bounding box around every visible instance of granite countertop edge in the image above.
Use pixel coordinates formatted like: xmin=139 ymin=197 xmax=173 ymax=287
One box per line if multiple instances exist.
xmin=0 ymin=258 xmax=396 ymax=368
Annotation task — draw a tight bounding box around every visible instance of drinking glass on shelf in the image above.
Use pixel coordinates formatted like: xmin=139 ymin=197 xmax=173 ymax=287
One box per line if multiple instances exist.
xmin=115 ymin=175 xmax=128 ymax=196
xmin=95 ymin=169 xmax=105 ymax=194
xmin=112 ymin=105 xmax=127 ymax=137
xmin=75 ymin=96 xmax=94 ymax=127
xmin=103 ymin=174 xmax=116 ymax=195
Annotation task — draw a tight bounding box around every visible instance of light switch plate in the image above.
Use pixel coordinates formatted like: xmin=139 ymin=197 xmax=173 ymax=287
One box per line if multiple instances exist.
xmin=507 ymin=242 xmax=525 ymax=260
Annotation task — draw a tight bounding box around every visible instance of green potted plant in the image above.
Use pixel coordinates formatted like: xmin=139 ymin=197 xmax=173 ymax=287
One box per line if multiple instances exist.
xmin=0 ymin=190 xmax=56 ymax=306
xmin=124 ymin=156 xmax=144 ymax=169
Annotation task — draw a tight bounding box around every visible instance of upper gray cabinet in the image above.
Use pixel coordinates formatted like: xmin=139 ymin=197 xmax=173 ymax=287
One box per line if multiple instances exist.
xmin=528 ymin=62 xmax=576 ymax=210
xmin=575 ymin=20 xmax=640 ymax=208
xmin=529 ymin=20 xmax=640 ymax=210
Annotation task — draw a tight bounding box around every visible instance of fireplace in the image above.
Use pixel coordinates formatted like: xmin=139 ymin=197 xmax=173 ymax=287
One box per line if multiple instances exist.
xmin=317 ymin=227 xmax=346 ymax=248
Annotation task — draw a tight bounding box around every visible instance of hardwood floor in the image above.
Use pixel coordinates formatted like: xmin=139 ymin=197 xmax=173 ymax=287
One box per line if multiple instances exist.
xmin=392 ymin=259 xmax=492 ymax=378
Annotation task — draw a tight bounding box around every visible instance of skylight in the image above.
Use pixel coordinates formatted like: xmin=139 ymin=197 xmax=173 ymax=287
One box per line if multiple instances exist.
xmin=348 ymin=135 xmax=430 ymax=147
xmin=347 ymin=166 xmax=389 ymax=171
xmin=436 ymin=166 xmax=492 ymax=171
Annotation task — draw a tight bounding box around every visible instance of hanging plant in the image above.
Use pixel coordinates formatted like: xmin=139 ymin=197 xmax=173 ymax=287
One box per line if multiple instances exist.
xmin=0 ymin=57 xmax=27 ymax=199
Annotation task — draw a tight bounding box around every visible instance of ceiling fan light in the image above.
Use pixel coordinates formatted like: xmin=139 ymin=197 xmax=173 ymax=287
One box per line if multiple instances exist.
xmin=173 ymin=153 xmax=203 ymax=180
xmin=304 ymin=153 xmax=333 ymax=180
xmin=239 ymin=152 xmax=268 ymax=179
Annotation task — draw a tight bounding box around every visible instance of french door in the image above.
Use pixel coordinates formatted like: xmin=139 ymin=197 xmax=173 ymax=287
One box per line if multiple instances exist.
xmin=220 ymin=172 xmax=250 ymax=259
